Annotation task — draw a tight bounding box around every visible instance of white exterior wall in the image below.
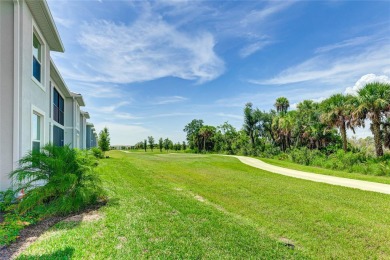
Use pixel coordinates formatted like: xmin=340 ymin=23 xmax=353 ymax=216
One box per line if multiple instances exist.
xmin=79 ymin=114 xmax=87 ymax=149
xmin=19 ymin=0 xmax=52 ymax=158
xmin=0 ymin=0 xmax=93 ymax=191
xmin=0 ymin=0 xmax=15 ymax=191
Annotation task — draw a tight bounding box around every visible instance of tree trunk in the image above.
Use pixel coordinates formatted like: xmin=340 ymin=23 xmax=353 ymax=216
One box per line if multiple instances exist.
xmin=250 ymin=131 xmax=255 ymax=147
xmin=340 ymin=122 xmax=347 ymax=152
xmin=372 ymin=119 xmax=384 ymax=157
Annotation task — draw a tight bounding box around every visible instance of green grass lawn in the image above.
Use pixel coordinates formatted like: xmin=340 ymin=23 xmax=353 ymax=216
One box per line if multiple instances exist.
xmin=18 ymin=151 xmax=390 ymax=259
xmin=260 ymin=157 xmax=390 ymax=184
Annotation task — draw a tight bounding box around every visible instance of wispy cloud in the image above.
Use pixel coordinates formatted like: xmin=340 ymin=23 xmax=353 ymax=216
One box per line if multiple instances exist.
xmin=239 ymin=40 xmax=273 ymax=58
xmin=115 ymin=112 xmax=139 ymax=120
xmin=75 ymin=13 xmax=224 ymax=84
xmin=94 ymin=101 xmax=130 ymax=113
xmin=240 ymin=1 xmax=296 ymax=27
xmin=215 ymin=113 xmax=242 ymax=120
xmin=315 ymin=36 xmax=371 ymax=53
xmin=251 ymin=42 xmax=390 ymax=85
xmin=149 ymin=112 xmax=197 ymax=118
xmin=94 ymin=122 xmax=151 ymax=145
xmin=154 ymin=96 xmax=188 ymax=105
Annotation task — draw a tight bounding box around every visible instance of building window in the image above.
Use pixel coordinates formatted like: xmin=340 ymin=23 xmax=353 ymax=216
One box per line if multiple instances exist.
xmin=32 ymin=112 xmax=41 ymax=151
xmin=53 ymin=88 xmax=64 ymax=125
xmin=32 ymin=33 xmax=42 ymax=82
xmin=53 ymin=125 xmax=64 ymax=147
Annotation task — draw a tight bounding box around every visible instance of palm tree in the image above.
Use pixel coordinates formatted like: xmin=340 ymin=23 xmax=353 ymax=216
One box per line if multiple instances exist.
xmin=243 ymin=103 xmax=257 ymax=146
xmin=274 ymin=97 xmax=290 ymax=114
xmin=198 ymin=126 xmax=216 ymax=151
xmin=383 ymin=118 xmax=390 ymax=149
xmin=271 ymin=112 xmax=295 ymax=151
xmin=354 ymin=82 xmax=390 ymax=157
xmin=320 ymin=94 xmax=356 ymax=152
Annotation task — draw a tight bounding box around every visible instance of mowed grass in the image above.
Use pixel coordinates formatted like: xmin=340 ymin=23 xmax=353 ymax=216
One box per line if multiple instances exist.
xmin=261 ymin=157 xmax=390 ymax=184
xmin=18 ymin=151 xmax=390 ymax=259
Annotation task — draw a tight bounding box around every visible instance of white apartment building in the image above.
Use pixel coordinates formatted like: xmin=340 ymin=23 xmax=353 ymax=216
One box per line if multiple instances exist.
xmin=0 ymin=0 xmax=97 ymax=191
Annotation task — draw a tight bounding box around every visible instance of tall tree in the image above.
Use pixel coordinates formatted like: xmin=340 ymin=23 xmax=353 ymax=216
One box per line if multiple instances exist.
xmin=98 ymin=127 xmax=110 ymax=155
xmin=163 ymin=138 xmax=172 ymax=152
xmin=144 ymin=139 xmax=147 ymax=152
xmin=198 ymin=126 xmax=216 ymax=151
xmin=354 ymin=82 xmax=390 ymax=157
xmin=274 ymin=97 xmax=290 ymax=115
xmin=183 ymin=119 xmax=204 ymax=150
xmin=243 ymin=103 xmax=257 ymax=146
xmin=217 ymin=122 xmax=238 ymax=154
xmin=148 ymin=136 xmax=155 ymax=151
xmin=182 ymin=141 xmax=187 ymax=151
xmin=159 ymin=138 xmax=163 ymax=152
xmin=271 ymin=112 xmax=295 ymax=151
xmin=320 ymin=94 xmax=355 ymax=152
xmin=383 ymin=118 xmax=390 ymax=149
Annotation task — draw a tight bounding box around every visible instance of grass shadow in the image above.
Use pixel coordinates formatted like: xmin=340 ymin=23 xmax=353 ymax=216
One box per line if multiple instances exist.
xmin=16 ymin=246 xmax=74 ymax=259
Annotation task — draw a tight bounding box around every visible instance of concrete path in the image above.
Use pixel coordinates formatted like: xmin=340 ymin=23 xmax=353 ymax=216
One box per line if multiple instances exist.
xmin=229 ymin=155 xmax=390 ymax=195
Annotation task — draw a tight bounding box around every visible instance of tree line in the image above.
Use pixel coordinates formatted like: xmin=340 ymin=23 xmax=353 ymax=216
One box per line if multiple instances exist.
xmin=183 ymin=82 xmax=390 ymax=157
xmin=134 ymin=137 xmax=187 ymax=152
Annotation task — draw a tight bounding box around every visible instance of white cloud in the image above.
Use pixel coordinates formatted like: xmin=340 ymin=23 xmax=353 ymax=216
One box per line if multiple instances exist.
xmin=95 ymin=101 xmax=130 ymax=113
xmin=251 ymin=43 xmax=390 ymax=85
xmin=240 ymin=1 xmax=296 ymax=27
xmin=239 ymin=40 xmax=272 ymax=58
xmin=315 ymin=36 xmax=371 ymax=53
xmin=115 ymin=113 xmax=139 ymax=120
xmin=95 ymin=122 xmax=151 ymax=145
xmin=345 ymin=74 xmax=390 ymax=95
xmin=215 ymin=113 xmax=242 ymax=120
xmin=77 ymin=15 xmax=224 ymax=84
xmin=154 ymin=96 xmax=188 ymax=105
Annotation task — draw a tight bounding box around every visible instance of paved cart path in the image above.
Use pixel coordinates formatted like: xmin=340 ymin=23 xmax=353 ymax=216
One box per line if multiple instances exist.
xmin=229 ymin=155 xmax=390 ymax=195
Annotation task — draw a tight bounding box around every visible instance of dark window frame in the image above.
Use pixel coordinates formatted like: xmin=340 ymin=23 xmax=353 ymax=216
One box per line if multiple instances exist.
xmin=53 ymin=88 xmax=64 ymax=125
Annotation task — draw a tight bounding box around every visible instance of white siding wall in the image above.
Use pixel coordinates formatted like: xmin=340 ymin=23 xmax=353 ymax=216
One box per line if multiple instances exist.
xmin=19 ymin=0 xmax=52 ymax=158
xmin=0 ymin=0 xmax=15 ymax=191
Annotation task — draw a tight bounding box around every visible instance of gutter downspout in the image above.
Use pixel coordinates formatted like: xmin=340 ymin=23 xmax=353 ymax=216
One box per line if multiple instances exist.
xmin=13 ymin=0 xmax=21 ymax=189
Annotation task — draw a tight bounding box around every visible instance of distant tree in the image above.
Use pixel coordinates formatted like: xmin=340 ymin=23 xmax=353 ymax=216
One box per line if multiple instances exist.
xmin=98 ymin=127 xmax=110 ymax=156
xmin=144 ymin=139 xmax=147 ymax=152
xmin=243 ymin=103 xmax=257 ymax=147
xmin=148 ymin=136 xmax=155 ymax=151
xmin=183 ymin=119 xmax=204 ymax=150
xmin=198 ymin=125 xmax=216 ymax=151
xmin=159 ymin=138 xmax=163 ymax=152
xmin=182 ymin=141 xmax=187 ymax=151
xmin=217 ymin=122 xmax=238 ymax=154
xmin=163 ymin=138 xmax=172 ymax=152
xmin=274 ymin=97 xmax=290 ymax=115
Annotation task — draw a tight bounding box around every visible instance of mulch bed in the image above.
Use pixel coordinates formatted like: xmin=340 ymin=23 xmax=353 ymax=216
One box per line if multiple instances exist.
xmin=0 ymin=215 xmax=66 ymax=260
xmin=0 ymin=202 xmax=106 ymax=260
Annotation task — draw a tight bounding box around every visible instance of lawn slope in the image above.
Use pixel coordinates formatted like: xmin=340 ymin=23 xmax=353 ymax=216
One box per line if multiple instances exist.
xmin=18 ymin=152 xmax=390 ymax=259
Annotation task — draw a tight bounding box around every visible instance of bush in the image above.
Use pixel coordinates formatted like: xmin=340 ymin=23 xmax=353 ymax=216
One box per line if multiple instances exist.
xmin=0 ymin=189 xmax=14 ymax=212
xmin=10 ymin=144 xmax=105 ymax=216
xmin=91 ymin=147 xmax=104 ymax=159
xmin=289 ymin=147 xmax=323 ymax=165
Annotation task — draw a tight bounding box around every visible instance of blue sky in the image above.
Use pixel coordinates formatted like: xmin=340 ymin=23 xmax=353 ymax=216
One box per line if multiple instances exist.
xmin=47 ymin=0 xmax=390 ymax=145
